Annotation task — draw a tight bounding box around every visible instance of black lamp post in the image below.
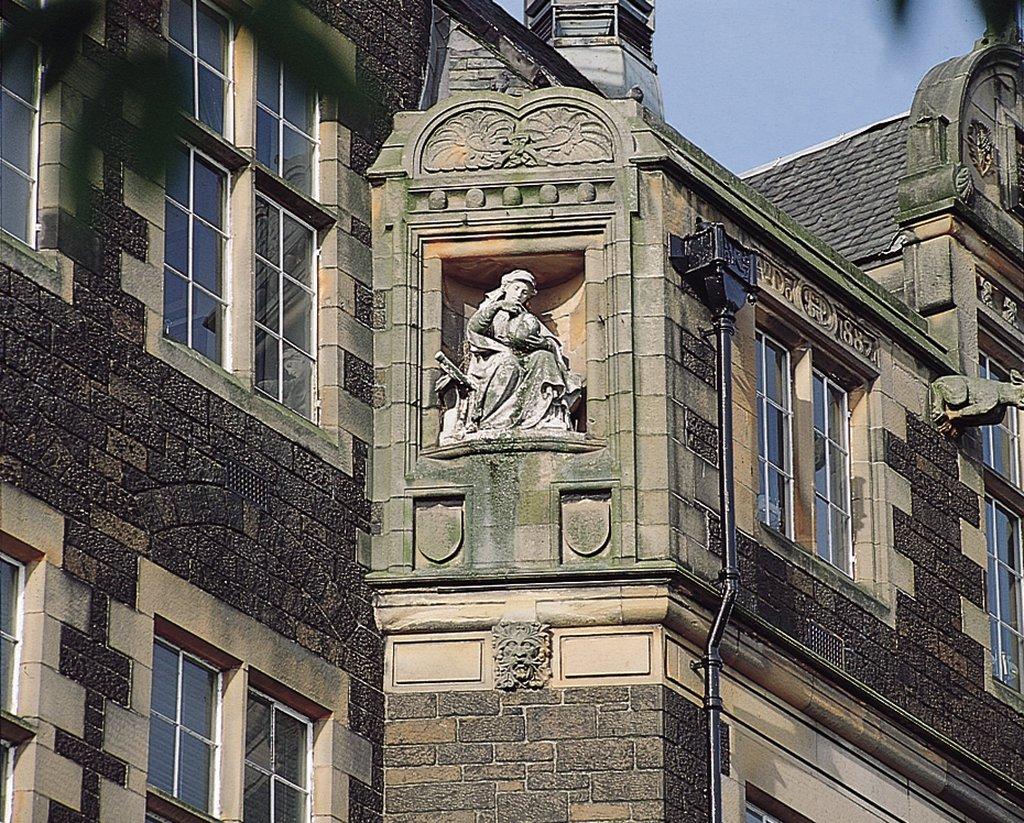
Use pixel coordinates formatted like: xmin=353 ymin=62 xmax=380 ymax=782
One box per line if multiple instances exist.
xmin=669 ymin=221 xmax=758 ymax=823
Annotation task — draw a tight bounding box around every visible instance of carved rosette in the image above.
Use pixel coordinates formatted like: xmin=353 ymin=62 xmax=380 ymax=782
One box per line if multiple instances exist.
xmin=493 ymin=621 xmax=551 ymax=690
xmin=421 ymin=104 xmax=614 ymax=173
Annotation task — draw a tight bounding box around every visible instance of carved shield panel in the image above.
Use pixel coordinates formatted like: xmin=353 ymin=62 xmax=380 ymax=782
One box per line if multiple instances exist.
xmin=414 ymin=498 xmax=464 ymax=565
xmin=561 ymin=491 xmax=611 ymax=558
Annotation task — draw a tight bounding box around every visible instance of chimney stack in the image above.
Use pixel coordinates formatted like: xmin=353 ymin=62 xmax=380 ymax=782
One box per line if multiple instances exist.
xmin=525 ymin=0 xmax=663 ymax=116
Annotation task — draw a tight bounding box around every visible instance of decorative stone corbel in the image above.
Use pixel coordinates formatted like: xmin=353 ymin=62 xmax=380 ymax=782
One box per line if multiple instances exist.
xmin=492 ymin=621 xmax=551 ymax=690
xmin=929 ymin=370 xmax=1024 ymax=436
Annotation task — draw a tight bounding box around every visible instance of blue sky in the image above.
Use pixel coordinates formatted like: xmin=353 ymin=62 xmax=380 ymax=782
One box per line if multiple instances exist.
xmin=494 ymin=0 xmax=988 ymax=172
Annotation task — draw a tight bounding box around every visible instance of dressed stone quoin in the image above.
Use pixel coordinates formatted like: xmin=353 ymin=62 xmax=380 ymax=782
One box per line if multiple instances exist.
xmin=435 ymin=269 xmax=584 ymax=444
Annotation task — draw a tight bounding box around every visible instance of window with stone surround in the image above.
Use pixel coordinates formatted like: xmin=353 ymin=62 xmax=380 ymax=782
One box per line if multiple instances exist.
xmin=0 ymin=740 xmax=10 ymax=823
xmin=0 ymin=22 xmax=40 ymax=246
xmin=813 ymin=370 xmax=852 ymax=574
xmin=0 ymin=554 xmax=23 ymax=713
xmin=756 ymin=331 xmax=794 ymax=535
xmin=147 ymin=638 xmax=222 ymax=813
xmin=153 ymin=1 xmax=333 ymax=424
xmin=168 ymin=0 xmax=232 ymax=136
xmin=244 ymin=689 xmax=312 ymax=823
xmin=163 ymin=144 xmax=230 ymax=365
xmin=986 ymin=497 xmax=1024 ymax=692
xmin=753 ymin=321 xmax=862 ymax=578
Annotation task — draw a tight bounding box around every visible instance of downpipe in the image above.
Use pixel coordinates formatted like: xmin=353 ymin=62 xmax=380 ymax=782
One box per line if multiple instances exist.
xmin=701 ymin=307 xmax=739 ymax=823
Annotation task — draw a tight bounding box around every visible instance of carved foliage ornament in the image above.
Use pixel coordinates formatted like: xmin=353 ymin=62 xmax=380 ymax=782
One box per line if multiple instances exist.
xmin=422 ymin=105 xmax=614 ymax=173
xmin=977 ymin=274 xmax=1023 ymax=333
xmin=493 ymin=621 xmax=551 ymax=690
xmin=966 ymin=119 xmax=995 ymax=177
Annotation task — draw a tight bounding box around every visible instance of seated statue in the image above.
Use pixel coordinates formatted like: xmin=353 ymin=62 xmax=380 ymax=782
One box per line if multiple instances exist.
xmin=436 ymin=269 xmax=584 ymax=444
xmin=930 ymin=369 xmax=1024 ymax=436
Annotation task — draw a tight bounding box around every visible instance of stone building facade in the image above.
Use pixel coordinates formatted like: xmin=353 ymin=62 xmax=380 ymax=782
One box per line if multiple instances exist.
xmin=0 ymin=2 xmax=1022 ymax=823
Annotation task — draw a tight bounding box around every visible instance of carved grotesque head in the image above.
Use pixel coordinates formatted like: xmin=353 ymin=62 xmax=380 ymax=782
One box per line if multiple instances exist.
xmin=493 ymin=621 xmax=550 ymax=690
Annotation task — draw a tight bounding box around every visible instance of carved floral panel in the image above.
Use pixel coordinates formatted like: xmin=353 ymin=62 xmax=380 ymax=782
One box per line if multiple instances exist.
xmin=422 ymin=104 xmax=614 ymax=173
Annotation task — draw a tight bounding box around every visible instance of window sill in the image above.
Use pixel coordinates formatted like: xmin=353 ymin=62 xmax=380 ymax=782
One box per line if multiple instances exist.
xmin=990 ymin=676 xmax=1024 ymax=717
xmin=0 ymin=709 xmax=37 ymax=745
xmin=152 ymin=336 xmax=351 ymax=473
xmin=0 ymin=230 xmax=71 ymax=302
xmin=177 ymin=114 xmax=249 ymax=172
xmin=754 ymin=523 xmax=893 ymax=621
xmin=254 ymin=164 xmax=337 ymax=231
xmin=146 ymin=787 xmax=220 ymax=823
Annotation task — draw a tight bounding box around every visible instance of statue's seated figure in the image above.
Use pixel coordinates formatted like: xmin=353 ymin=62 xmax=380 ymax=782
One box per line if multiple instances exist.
xmin=436 ymin=270 xmax=584 ymax=444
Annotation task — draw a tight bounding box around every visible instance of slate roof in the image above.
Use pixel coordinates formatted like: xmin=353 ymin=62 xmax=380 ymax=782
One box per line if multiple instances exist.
xmin=743 ymin=114 xmax=910 ymax=265
xmin=438 ymin=0 xmax=601 ymax=93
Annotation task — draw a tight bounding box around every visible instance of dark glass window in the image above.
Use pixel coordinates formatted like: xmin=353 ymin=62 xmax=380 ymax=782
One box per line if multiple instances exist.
xmin=147 ymin=639 xmax=219 ymax=812
xmin=756 ymin=331 xmax=793 ymax=534
xmin=256 ymin=46 xmax=317 ymax=195
xmin=244 ymin=690 xmax=311 ymax=823
xmin=163 ymin=145 xmax=229 ymax=364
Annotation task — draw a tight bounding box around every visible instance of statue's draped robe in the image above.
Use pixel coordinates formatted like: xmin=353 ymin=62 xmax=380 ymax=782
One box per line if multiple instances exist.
xmin=464 ymin=299 xmax=580 ymax=432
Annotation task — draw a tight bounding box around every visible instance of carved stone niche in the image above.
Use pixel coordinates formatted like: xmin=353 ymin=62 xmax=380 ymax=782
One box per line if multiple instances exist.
xmin=425 ymin=249 xmax=592 ymax=451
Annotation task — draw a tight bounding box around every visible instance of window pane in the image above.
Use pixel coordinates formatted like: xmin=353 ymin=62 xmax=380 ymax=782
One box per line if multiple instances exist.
xmin=999 ymin=626 xmax=1021 ymax=690
xmin=257 ymin=49 xmax=281 ymax=111
xmin=191 ymin=289 xmax=222 ymax=364
xmin=281 ymin=128 xmax=313 ymax=194
xmin=147 ymin=715 xmax=176 ymax=794
xmin=180 ymin=657 xmax=215 ymax=736
xmin=164 ymin=204 xmax=189 ymax=275
xmin=255 ymin=198 xmax=279 ymax=265
xmin=151 ymin=641 xmax=180 ymax=719
xmin=765 ymin=405 xmax=786 ymax=468
xmin=166 ymin=145 xmax=191 ymax=206
xmin=282 ymin=214 xmax=312 ymax=284
xmin=281 ymin=347 xmax=312 ymax=418
xmin=274 ymin=709 xmax=307 ymax=785
xmin=163 ymin=269 xmax=189 ymax=344
xmin=828 ymin=383 xmax=845 ymax=437
xmin=256 ymin=107 xmax=279 ymax=171
xmin=255 ymin=260 xmax=279 ymax=330
xmin=192 ymin=157 xmax=223 ymax=227
xmin=815 ymin=498 xmax=829 ymax=561
xmin=198 ymin=66 xmax=225 ymax=134
xmin=177 ymin=733 xmax=212 ymax=811
xmin=0 ymin=559 xmax=16 ymax=637
xmin=168 ymin=0 xmax=194 ymax=49
xmin=1 ymin=92 xmax=34 ymax=173
xmin=831 ymin=507 xmax=850 ymax=570
xmin=1 ymin=164 xmax=31 ymax=242
xmin=283 ymin=69 xmax=314 ymax=135
xmin=192 ymin=221 xmax=224 ymax=295
xmin=169 ymin=46 xmax=195 ymax=115
xmin=812 ymin=373 xmax=825 ymax=432
xmin=275 ymin=780 xmax=304 ymax=823
xmin=282 ymin=282 xmax=311 ymax=351
xmin=829 ymin=442 xmax=848 ymax=501
xmin=246 ymin=693 xmax=272 ymax=769
xmin=1 ymin=38 xmax=38 ymax=102
xmin=255 ymin=327 xmax=280 ymax=399
xmin=813 ymin=430 xmax=827 ymax=494
xmin=196 ymin=4 xmax=227 ymax=71
xmin=0 ymin=637 xmax=14 ymax=710
xmin=244 ymin=764 xmax=271 ymax=823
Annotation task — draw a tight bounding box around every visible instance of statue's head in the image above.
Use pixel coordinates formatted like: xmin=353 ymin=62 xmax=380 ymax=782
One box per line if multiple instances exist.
xmin=501 ymin=269 xmax=537 ymax=305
